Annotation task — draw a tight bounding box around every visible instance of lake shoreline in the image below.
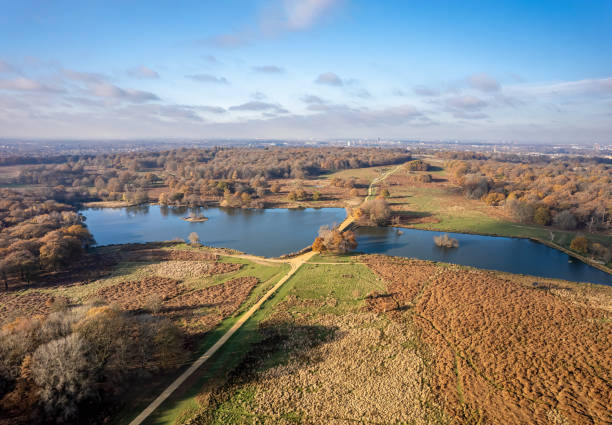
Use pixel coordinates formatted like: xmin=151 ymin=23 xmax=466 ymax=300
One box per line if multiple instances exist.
xmin=350 ymin=222 xmax=612 ymax=276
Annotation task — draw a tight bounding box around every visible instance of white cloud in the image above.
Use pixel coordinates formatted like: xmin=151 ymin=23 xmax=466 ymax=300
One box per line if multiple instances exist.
xmin=89 ymin=82 xmax=159 ymax=102
xmin=413 ymin=85 xmax=440 ymax=97
xmin=229 ymin=101 xmax=289 ymax=114
xmin=186 ymin=74 xmax=229 ymax=84
xmin=446 ymin=95 xmax=488 ymax=110
xmin=283 ymin=0 xmax=340 ymax=30
xmin=315 ymin=72 xmax=343 ymax=86
xmin=0 ymin=60 xmax=17 ymax=74
xmin=0 ymin=77 xmax=62 ymax=93
xmin=61 ymin=68 xmax=106 ymax=83
xmin=252 ymin=65 xmax=284 ymax=74
xmin=127 ymin=65 xmax=159 ymax=79
xmin=467 ymin=73 xmax=501 ymax=92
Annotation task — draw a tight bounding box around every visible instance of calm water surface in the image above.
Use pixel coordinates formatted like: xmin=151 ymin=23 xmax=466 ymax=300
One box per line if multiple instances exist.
xmin=82 ymin=206 xmax=612 ymax=285
xmin=354 ymin=227 xmax=612 ymax=285
xmin=82 ymin=205 xmax=346 ymax=257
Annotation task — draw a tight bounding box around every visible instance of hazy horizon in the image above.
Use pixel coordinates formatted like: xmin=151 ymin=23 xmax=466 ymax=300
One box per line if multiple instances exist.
xmin=1 ymin=1 xmax=611 ymax=143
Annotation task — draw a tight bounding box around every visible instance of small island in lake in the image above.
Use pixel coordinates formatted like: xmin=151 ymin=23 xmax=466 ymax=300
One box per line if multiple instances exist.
xmin=182 ymin=215 xmax=209 ymax=222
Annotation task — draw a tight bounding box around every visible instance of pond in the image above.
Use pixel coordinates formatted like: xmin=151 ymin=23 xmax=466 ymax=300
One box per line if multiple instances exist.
xmin=354 ymin=227 xmax=612 ymax=285
xmin=81 ymin=205 xmax=346 ymax=257
xmin=81 ymin=205 xmax=612 ymax=285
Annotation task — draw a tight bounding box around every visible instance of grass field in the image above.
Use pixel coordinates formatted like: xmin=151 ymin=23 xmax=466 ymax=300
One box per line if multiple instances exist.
xmin=145 ymin=254 xmax=612 ymax=425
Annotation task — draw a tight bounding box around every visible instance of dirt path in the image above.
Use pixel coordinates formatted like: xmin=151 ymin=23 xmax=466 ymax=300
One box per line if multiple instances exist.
xmin=128 ymin=250 xmax=315 ymax=425
xmin=129 ymin=165 xmax=405 ymax=425
xmin=337 ymin=164 xmax=404 ymax=233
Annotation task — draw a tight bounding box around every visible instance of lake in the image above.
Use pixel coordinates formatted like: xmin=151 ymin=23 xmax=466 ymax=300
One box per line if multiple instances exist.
xmin=354 ymin=226 xmax=612 ymax=285
xmin=81 ymin=205 xmax=612 ymax=285
xmin=82 ymin=205 xmax=346 ymax=257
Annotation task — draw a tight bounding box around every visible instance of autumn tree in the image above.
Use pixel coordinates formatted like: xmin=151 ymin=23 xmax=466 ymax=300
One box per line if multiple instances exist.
xmin=533 ymin=206 xmax=551 ymax=226
xmin=569 ymin=236 xmax=588 ymax=254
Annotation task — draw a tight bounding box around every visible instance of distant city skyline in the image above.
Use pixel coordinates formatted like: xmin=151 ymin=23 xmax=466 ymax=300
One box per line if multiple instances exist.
xmin=1 ymin=0 xmax=611 ymax=143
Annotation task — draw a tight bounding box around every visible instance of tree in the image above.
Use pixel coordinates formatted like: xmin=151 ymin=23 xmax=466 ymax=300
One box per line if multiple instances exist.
xmin=379 ymin=188 xmax=390 ymax=198
xmin=554 ymin=210 xmax=577 ymax=230
xmin=570 ymin=236 xmax=588 ymax=254
xmin=31 ymin=334 xmax=94 ymax=422
xmin=405 ymin=159 xmax=429 ymax=171
xmin=3 ymin=250 xmax=37 ymax=283
xmin=315 ymin=226 xmax=358 ymax=254
xmin=312 ymin=237 xmax=325 ymax=252
xmin=533 ymin=206 xmax=551 ymax=226
xmin=188 ymin=232 xmax=200 ymax=245
xmin=506 ymin=199 xmax=534 ymax=223
xmin=360 ymin=198 xmax=391 ymax=226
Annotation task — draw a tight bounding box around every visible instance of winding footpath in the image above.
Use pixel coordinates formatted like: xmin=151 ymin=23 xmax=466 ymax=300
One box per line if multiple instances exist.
xmin=129 ymin=164 xmax=404 ymax=425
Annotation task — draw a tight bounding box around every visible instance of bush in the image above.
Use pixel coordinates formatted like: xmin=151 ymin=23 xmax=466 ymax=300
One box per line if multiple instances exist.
xmin=483 ymin=192 xmax=506 ymax=206
xmin=433 ymin=234 xmax=459 ymax=248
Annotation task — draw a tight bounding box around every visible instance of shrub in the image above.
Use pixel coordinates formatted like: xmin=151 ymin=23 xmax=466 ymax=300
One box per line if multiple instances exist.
xmin=483 ymin=192 xmax=506 ymax=206
xmin=433 ymin=234 xmax=459 ymax=248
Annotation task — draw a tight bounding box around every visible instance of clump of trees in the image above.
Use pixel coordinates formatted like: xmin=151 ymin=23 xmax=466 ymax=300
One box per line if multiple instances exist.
xmin=0 ymin=303 xmax=185 ymax=424
xmin=405 ymin=160 xmax=429 ymax=171
xmin=354 ymin=199 xmax=392 ymax=226
xmin=0 ymin=189 xmax=95 ymax=289
xmin=434 ymin=234 xmax=459 ymax=248
xmin=446 ymin=155 xmax=611 ymax=233
xmin=312 ymin=226 xmax=357 ymax=254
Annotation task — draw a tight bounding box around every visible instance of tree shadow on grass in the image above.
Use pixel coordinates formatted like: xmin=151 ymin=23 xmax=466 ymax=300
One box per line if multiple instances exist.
xmin=140 ymin=321 xmax=338 ymax=425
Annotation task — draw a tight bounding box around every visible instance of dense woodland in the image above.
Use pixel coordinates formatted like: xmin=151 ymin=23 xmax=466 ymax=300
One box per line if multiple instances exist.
xmin=13 ymin=147 xmax=410 ymax=208
xmin=442 ymin=154 xmax=612 ymax=234
xmin=0 ymin=189 xmax=95 ymax=290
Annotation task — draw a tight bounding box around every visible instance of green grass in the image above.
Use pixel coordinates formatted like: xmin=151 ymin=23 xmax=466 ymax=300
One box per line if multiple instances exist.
xmin=184 ymin=256 xmax=288 ymax=291
xmin=384 ymin=167 xmax=612 ymax=261
xmin=142 ymin=264 xmax=299 ymax=425
xmin=140 ymin=260 xmax=384 ymax=425
xmin=287 ymin=263 xmax=384 ymax=314
xmin=101 ymin=254 xmax=287 ymax=425
xmin=307 ymin=252 xmax=359 ymax=263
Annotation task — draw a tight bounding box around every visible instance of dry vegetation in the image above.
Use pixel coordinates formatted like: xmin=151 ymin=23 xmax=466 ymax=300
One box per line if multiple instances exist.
xmin=167 ymin=254 xmax=611 ymax=425
xmin=0 ymin=244 xmax=284 ymax=424
xmin=362 ymin=255 xmax=612 ymax=425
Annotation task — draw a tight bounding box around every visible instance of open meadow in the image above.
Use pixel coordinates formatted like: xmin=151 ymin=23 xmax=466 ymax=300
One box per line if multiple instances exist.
xmin=141 ymin=251 xmax=611 ymax=425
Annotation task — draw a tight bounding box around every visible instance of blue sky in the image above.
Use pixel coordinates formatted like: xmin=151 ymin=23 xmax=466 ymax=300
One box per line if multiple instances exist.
xmin=1 ymin=0 xmax=611 ymax=142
